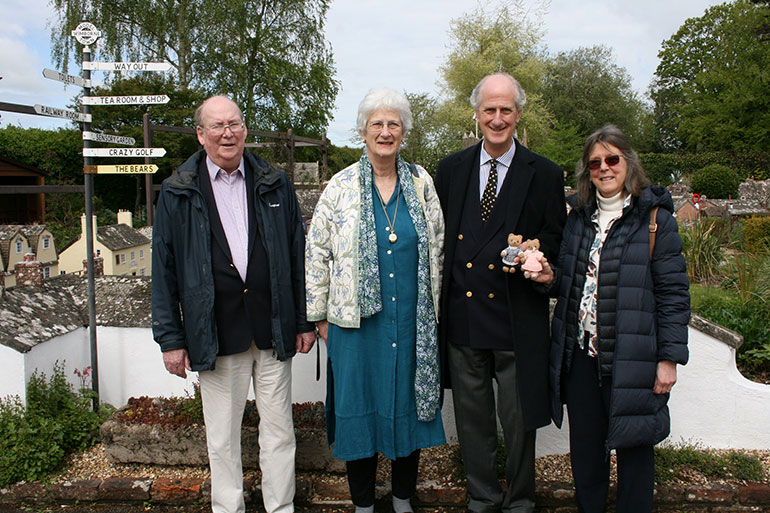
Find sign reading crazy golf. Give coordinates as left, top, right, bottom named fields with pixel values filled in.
left=84, top=164, right=159, bottom=174
left=82, top=95, right=170, bottom=106
left=83, top=147, right=166, bottom=158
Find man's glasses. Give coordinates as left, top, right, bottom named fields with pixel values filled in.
left=202, top=121, right=245, bottom=137
left=587, top=154, right=622, bottom=171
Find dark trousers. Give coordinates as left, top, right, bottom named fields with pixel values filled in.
left=448, top=343, right=536, bottom=513
left=346, top=450, right=421, bottom=507
left=565, top=343, right=655, bottom=513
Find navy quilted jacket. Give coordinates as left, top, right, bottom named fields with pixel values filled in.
left=549, top=185, right=690, bottom=449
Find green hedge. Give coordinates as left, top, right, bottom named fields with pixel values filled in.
left=744, top=216, right=770, bottom=255
left=640, top=151, right=770, bottom=185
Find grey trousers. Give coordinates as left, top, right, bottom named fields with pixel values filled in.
left=448, top=343, right=536, bottom=513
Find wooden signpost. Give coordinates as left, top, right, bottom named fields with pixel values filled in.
left=42, top=68, right=91, bottom=88
left=84, top=164, right=159, bottom=174
left=33, top=104, right=92, bottom=123
left=81, top=61, right=172, bottom=72
left=82, top=131, right=136, bottom=146
left=81, top=94, right=170, bottom=106
left=83, top=147, right=166, bottom=158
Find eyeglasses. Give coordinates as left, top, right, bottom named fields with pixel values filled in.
left=367, top=120, right=402, bottom=133
left=202, top=121, right=245, bottom=137
left=587, top=154, right=622, bottom=171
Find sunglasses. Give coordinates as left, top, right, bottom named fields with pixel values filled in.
left=587, top=154, right=622, bottom=171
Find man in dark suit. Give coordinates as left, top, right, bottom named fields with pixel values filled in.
left=152, top=95, right=315, bottom=513
left=434, top=73, right=566, bottom=513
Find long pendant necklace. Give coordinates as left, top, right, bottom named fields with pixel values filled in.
left=374, top=178, right=401, bottom=244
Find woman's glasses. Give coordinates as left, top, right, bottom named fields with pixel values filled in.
left=587, top=154, right=621, bottom=171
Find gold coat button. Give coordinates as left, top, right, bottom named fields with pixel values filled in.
left=458, top=234, right=464, bottom=240
left=488, top=264, right=495, bottom=270
left=466, top=262, right=472, bottom=269
left=488, top=293, right=495, bottom=299
left=466, top=291, right=472, bottom=298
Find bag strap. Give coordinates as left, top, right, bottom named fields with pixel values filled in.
left=648, top=206, right=659, bottom=261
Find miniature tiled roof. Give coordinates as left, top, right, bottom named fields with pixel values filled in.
left=0, top=274, right=152, bottom=353
left=97, top=224, right=150, bottom=251
left=0, top=225, right=50, bottom=256
left=137, top=226, right=153, bottom=242
left=0, top=226, right=26, bottom=271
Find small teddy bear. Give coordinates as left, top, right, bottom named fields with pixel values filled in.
left=520, top=238, right=544, bottom=273
left=501, top=233, right=524, bottom=272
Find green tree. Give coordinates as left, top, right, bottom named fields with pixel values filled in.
left=48, top=0, right=339, bottom=133
left=401, top=92, right=462, bottom=175
left=650, top=0, right=770, bottom=152
left=541, top=45, right=652, bottom=150
left=436, top=1, right=552, bottom=146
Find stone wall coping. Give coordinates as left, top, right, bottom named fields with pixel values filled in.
left=2, top=475, right=769, bottom=510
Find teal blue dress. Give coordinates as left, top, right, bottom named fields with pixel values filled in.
left=326, top=178, right=445, bottom=461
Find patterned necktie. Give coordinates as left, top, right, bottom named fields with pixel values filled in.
left=480, top=159, right=498, bottom=222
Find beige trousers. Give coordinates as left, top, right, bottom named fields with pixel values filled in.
left=199, top=343, right=296, bottom=513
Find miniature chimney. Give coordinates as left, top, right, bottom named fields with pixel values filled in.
left=80, top=213, right=98, bottom=237
left=15, top=252, right=43, bottom=288
left=117, top=209, right=133, bottom=228
left=83, top=253, right=104, bottom=277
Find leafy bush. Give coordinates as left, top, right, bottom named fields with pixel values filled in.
left=743, top=216, right=770, bottom=255
left=691, top=163, right=740, bottom=199
left=655, top=441, right=764, bottom=483
left=0, top=362, right=113, bottom=487
left=690, top=285, right=770, bottom=374
left=680, top=218, right=730, bottom=283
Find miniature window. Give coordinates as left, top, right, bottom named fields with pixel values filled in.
left=15, top=240, right=22, bottom=253
left=140, top=268, right=146, bottom=276
left=140, top=249, right=145, bottom=259
left=43, top=236, right=51, bottom=250
left=43, top=266, right=50, bottom=278
left=115, top=255, right=120, bottom=265
left=130, top=251, right=135, bottom=261
left=120, top=253, right=126, bottom=264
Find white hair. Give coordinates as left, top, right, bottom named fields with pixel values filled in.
left=356, top=88, right=413, bottom=135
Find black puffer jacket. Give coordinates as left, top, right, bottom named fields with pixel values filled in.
left=550, top=185, right=690, bottom=449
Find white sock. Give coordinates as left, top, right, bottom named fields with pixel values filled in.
left=355, top=506, right=374, bottom=513
left=392, top=496, right=413, bottom=513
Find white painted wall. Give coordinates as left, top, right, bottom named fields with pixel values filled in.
left=3, top=324, right=769, bottom=457
left=669, top=328, right=770, bottom=450
left=0, top=345, right=25, bottom=403
left=24, top=329, right=91, bottom=390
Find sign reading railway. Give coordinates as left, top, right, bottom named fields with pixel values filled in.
left=34, top=104, right=92, bottom=123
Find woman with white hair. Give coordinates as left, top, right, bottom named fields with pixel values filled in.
left=305, top=88, right=445, bottom=513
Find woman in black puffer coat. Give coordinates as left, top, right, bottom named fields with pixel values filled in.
left=520, top=125, right=690, bottom=513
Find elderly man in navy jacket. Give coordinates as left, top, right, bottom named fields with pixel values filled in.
left=434, top=74, right=566, bottom=513
left=152, top=95, right=315, bottom=513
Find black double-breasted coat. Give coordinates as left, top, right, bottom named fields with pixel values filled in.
left=434, top=140, right=566, bottom=430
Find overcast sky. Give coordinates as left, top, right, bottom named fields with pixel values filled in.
left=0, top=0, right=722, bottom=146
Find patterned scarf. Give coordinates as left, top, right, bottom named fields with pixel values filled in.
left=357, top=150, right=440, bottom=422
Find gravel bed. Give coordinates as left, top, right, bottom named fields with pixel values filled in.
left=52, top=443, right=770, bottom=488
